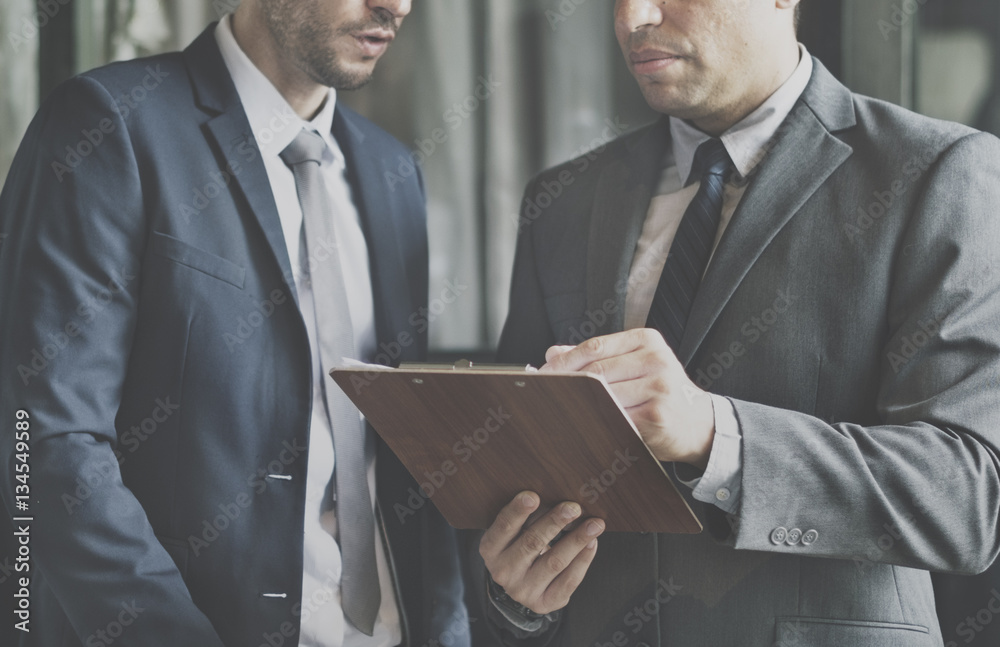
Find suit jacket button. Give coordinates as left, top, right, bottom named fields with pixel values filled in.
left=770, top=527, right=788, bottom=545
left=802, top=529, right=819, bottom=545
left=785, top=528, right=803, bottom=546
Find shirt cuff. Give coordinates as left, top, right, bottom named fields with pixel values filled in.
left=679, top=394, right=743, bottom=515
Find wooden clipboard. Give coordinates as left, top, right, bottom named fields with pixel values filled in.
left=330, top=363, right=702, bottom=533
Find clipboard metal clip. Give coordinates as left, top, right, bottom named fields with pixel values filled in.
left=398, top=359, right=538, bottom=372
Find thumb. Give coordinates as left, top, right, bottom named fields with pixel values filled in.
left=544, top=345, right=577, bottom=364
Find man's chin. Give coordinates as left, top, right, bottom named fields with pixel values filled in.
left=639, top=89, right=699, bottom=119
left=634, top=78, right=706, bottom=116
left=329, top=72, right=375, bottom=91
left=306, top=61, right=376, bottom=91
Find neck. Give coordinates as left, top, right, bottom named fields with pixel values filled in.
left=231, top=7, right=328, bottom=120
left=691, top=42, right=801, bottom=137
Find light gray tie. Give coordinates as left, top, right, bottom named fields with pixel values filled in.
left=280, top=129, right=380, bottom=636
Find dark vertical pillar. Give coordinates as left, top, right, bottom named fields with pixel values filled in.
left=37, top=0, right=75, bottom=103
left=971, top=0, right=1000, bottom=134
left=472, top=0, right=491, bottom=347
left=798, top=0, right=843, bottom=80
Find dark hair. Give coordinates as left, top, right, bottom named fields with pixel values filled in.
left=795, top=3, right=802, bottom=31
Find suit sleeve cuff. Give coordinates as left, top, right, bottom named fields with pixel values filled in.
left=679, top=395, right=743, bottom=515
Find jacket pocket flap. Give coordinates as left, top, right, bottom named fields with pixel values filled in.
left=151, top=232, right=245, bottom=289
left=776, top=616, right=930, bottom=646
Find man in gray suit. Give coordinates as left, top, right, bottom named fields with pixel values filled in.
left=476, top=0, right=1000, bottom=645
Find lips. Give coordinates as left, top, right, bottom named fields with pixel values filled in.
left=629, top=49, right=684, bottom=75
left=353, top=30, right=395, bottom=57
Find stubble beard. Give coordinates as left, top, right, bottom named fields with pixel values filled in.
left=260, top=0, right=396, bottom=91
left=293, top=20, right=375, bottom=91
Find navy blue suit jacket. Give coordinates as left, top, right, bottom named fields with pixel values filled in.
left=0, top=26, right=468, bottom=647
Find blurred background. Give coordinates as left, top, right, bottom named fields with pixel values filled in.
left=3, top=0, right=1000, bottom=354
left=0, top=0, right=998, bottom=645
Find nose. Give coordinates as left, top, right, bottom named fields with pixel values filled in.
left=615, top=0, right=663, bottom=33
left=369, top=0, right=412, bottom=21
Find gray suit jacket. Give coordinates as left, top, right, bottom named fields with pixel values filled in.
left=492, top=59, right=1000, bottom=646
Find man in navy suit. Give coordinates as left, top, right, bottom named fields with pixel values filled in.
left=0, top=1, right=469, bottom=646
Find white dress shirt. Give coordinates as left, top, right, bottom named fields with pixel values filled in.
left=216, top=16, right=402, bottom=647
left=624, top=45, right=814, bottom=515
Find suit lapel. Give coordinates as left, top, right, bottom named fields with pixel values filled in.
left=676, top=62, right=857, bottom=366
left=183, top=28, right=413, bottom=354
left=182, top=26, right=300, bottom=307
left=587, top=118, right=670, bottom=335
left=333, top=107, right=412, bottom=353
left=206, top=116, right=300, bottom=305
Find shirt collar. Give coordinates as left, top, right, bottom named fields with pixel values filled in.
left=215, top=14, right=340, bottom=165
left=670, top=44, right=814, bottom=185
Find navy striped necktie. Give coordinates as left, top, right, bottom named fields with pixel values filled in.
left=646, top=138, right=733, bottom=351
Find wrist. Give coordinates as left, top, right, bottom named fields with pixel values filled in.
left=486, top=575, right=559, bottom=635
left=487, top=576, right=545, bottom=620
left=683, top=391, right=717, bottom=469
left=688, top=426, right=715, bottom=470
